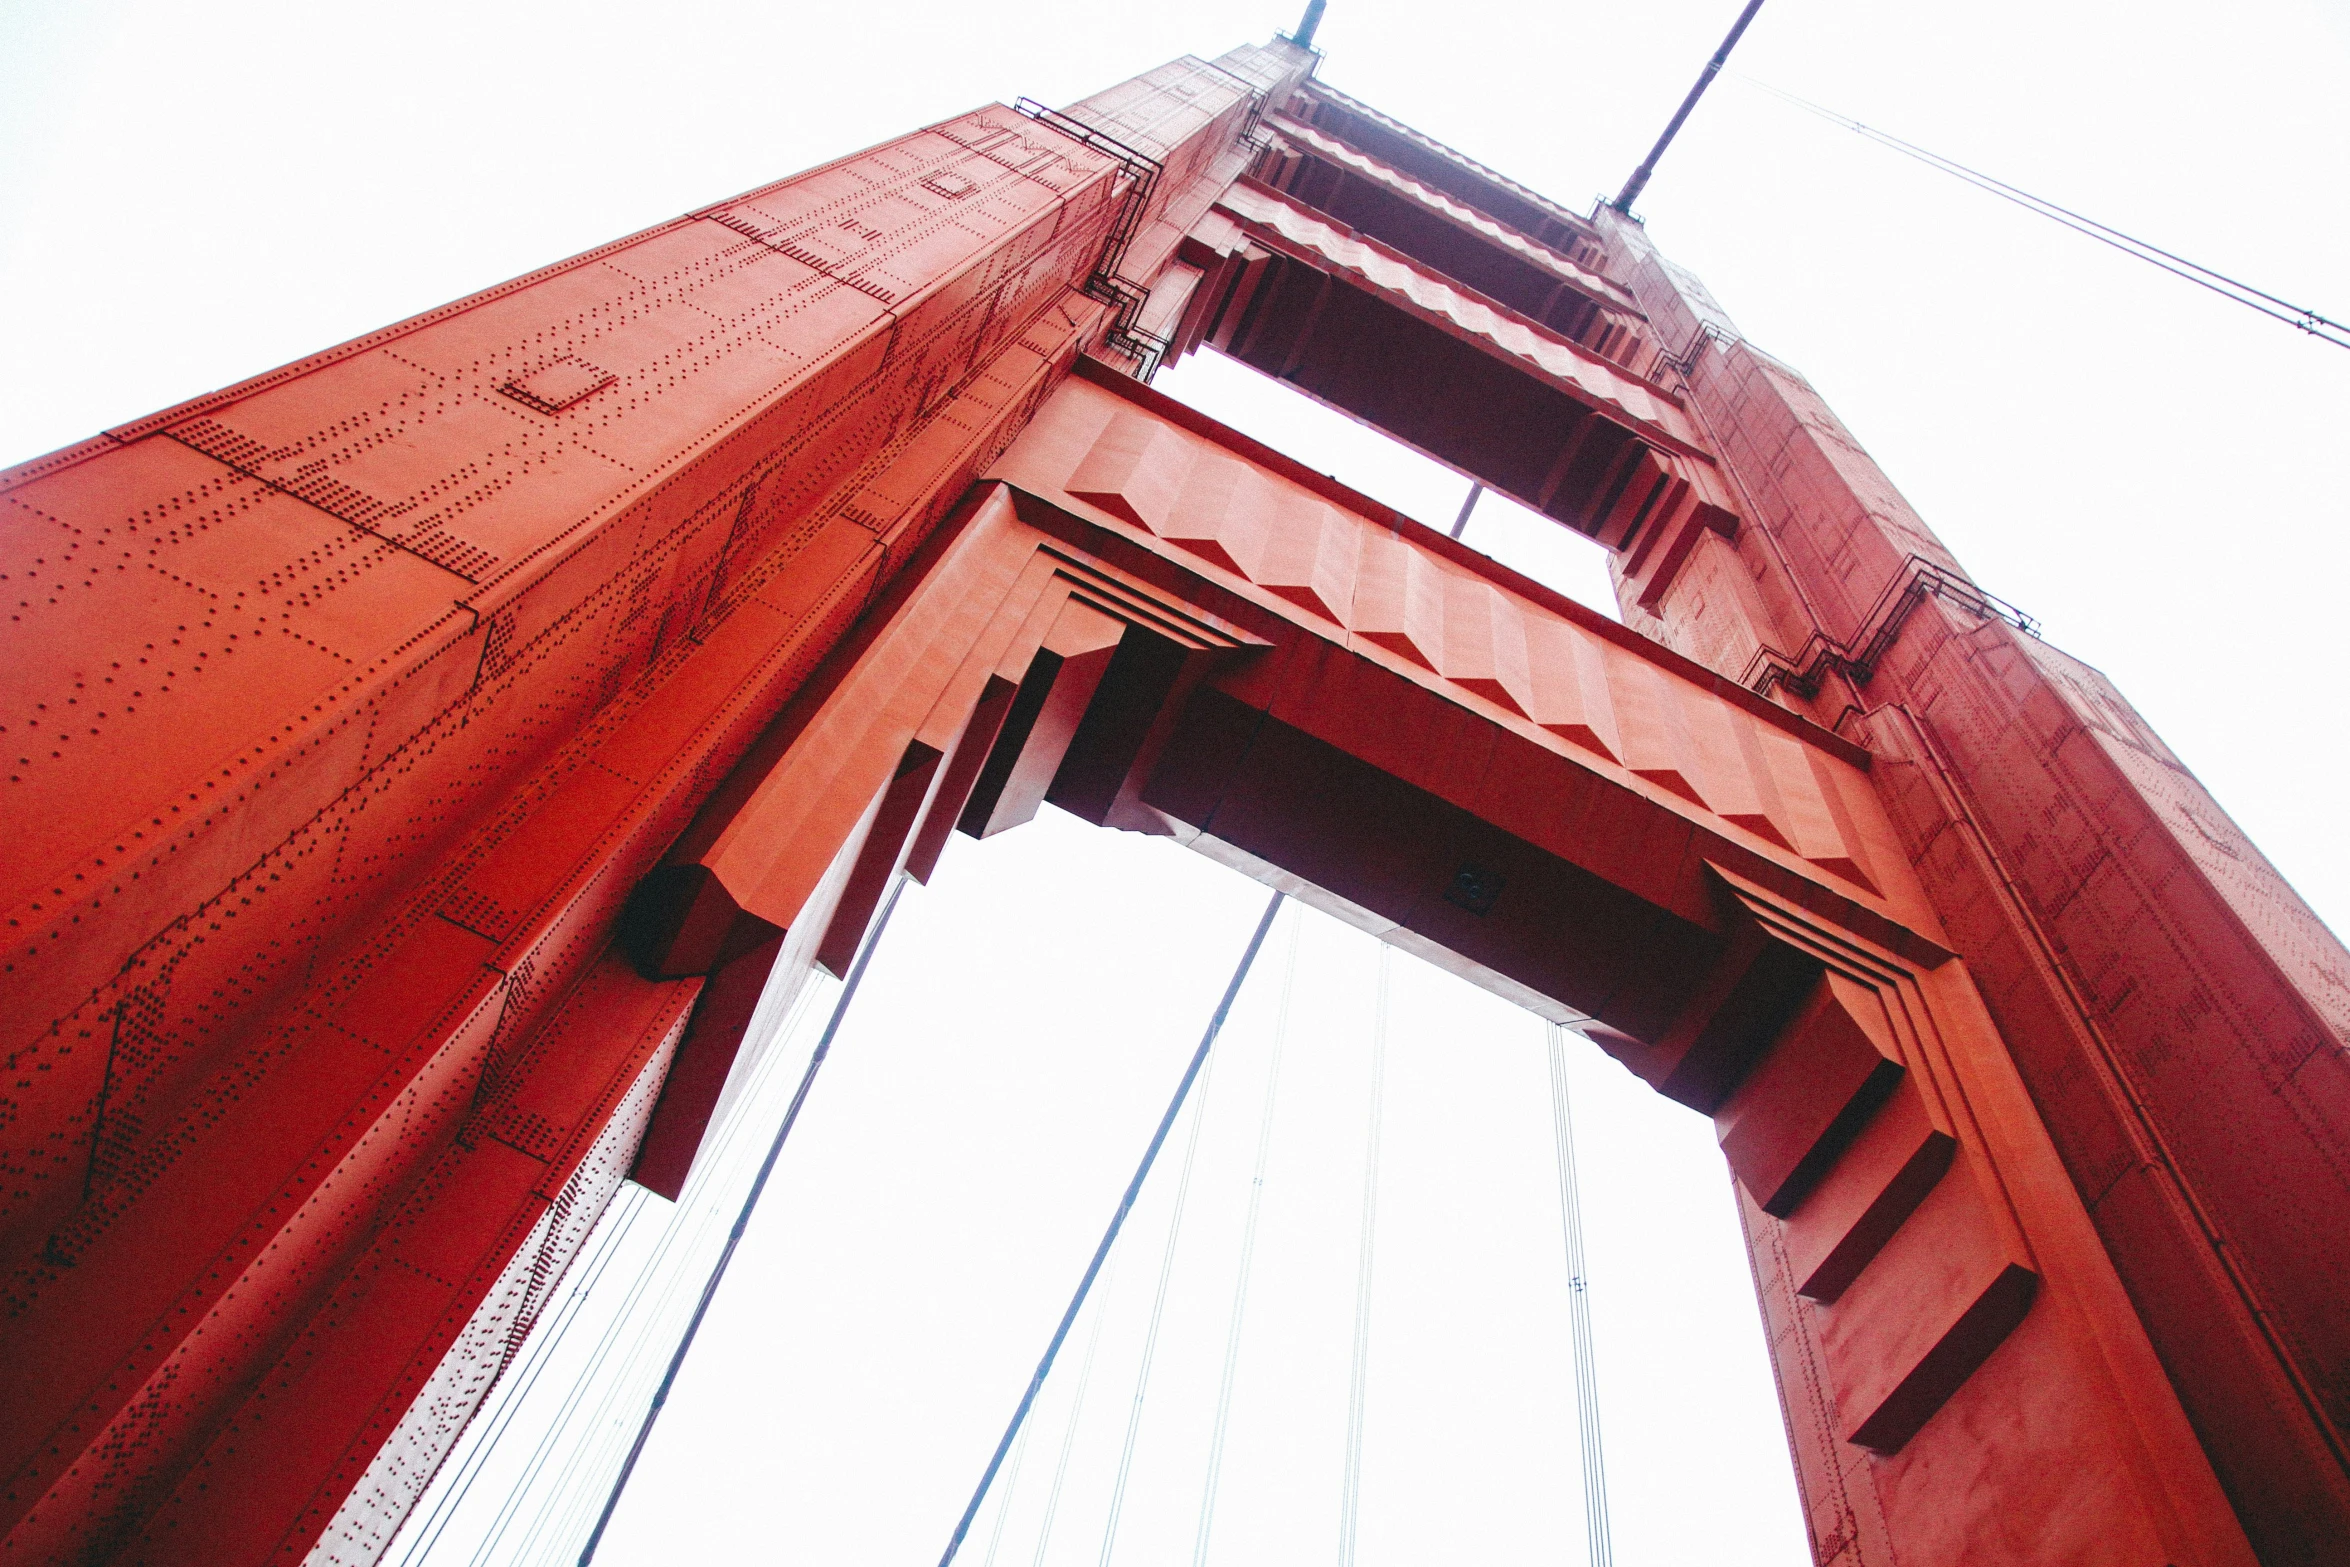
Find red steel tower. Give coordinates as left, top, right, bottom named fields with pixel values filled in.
left=1, top=31, right=2343, bottom=1567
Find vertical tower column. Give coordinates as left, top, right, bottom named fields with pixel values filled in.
left=1140, top=78, right=2282, bottom=1563
left=1598, top=208, right=2350, bottom=1565
left=0, top=42, right=1309, bottom=1567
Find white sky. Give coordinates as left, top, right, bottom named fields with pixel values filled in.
left=5, top=4, right=2346, bottom=1565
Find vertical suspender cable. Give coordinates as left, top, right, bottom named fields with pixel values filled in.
left=1611, top=0, right=1769, bottom=214
left=1448, top=482, right=1483, bottom=541
left=465, top=973, right=835, bottom=1567
left=442, top=976, right=834, bottom=1565
left=1336, top=946, right=1392, bottom=1567
left=1023, top=1242, right=1130, bottom=1567
left=576, top=875, right=911, bottom=1566
left=1546, top=1025, right=1614, bottom=1567
left=977, top=1411, right=1033, bottom=1567
left=937, top=889, right=1287, bottom=1567
left=390, top=1182, right=648, bottom=1567
left=1190, top=913, right=1301, bottom=1566
left=1095, top=901, right=1248, bottom=1565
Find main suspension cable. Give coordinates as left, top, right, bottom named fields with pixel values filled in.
left=1190, top=911, right=1302, bottom=1566
left=1336, top=946, right=1392, bottom=1567
left=1737, top=75, right=2350, bottom=352
left=936, top=889, right=1288, bottom=1567
left=1547, top=1026, right=1614, bottom=1567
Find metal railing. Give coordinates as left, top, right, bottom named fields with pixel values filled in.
left=1742, top=553, right=2041, bottom=701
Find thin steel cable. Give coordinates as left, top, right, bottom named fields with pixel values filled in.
left=517, top=1419, right=620, bottom=1567
left=483, top=1099, right=764, bottom=1567
left=577, top=874, right=911, bottom=1565
left=1026, top=1245, right=1129, bottom=1567
left=405, top=961, right=840, bottom=1567
left=525, top=1289, right=689, bottom=1566
left=1735, top=75, right=2350, bottom=351
left=978, top=1404, right=1036, bottom=1567
left=522, top=1289, right=700, bottom=1567
left=467, top=1232, right=637, bottom=1563
left=1190, top=911, right=1302, bottom=1567
left=1614, top=0, right=1771, bottom=213
left=464, top=1197, right=677, bottom=1567
left=510, top=1045, right=810, bottom=1566
left=1546, top=1027, right=1613, bottom=1567
left=1094, top=919, right=1245, bottom=1566
left=392, top=1184, right=648, bottom=1567
left=937, top=889, right=1288, bottom=1567
left=510, top=1040, right=802, bottom=1566
left=1336, top=946, right=1391, bottom=1567
left=517, top=972, right=845, bottom=1559
left=1448, top=482, right=1483, bottom=541
left=527, top=971, right=843, bottom=1562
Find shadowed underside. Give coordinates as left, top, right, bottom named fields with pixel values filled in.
left=0, top=33, right=2341, bottom=1567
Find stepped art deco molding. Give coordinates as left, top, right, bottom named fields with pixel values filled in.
left=2, top=33, right=2342, bottom=1567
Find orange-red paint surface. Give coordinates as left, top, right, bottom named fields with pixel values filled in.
left=0, top=37, right=2337, bottom=1567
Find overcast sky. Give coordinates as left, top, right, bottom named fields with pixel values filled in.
left=5, top=3, right=2345, bottom=1564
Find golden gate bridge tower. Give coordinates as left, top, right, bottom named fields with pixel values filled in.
left=2, top=12, right=2344, bottom=1566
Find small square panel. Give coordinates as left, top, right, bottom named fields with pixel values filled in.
left=1444, top=861, right=1505, bottom=915
left=499, top=357, right=615, bottom=414
left=921, top=171, right=977, bottom=199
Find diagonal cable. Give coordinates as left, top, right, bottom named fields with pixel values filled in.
left=1548, top=1026, right=1614, bottom=1567
left=1735, top=75, right=2350, bottom=351
left=1190, top=911, right=1302, bottom=1566
left=1094, top=902, right=1250, bottom=1566
left=1024, top=1239, right=1129, bottom=1567
left=977, top=1403, right=1035, bottom=1567
left=576, top=875, right=912, bottom=1565
left=1336, top=946, right=1392, bottom=1567
left=936, top=889, right=1288, bottom=1567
